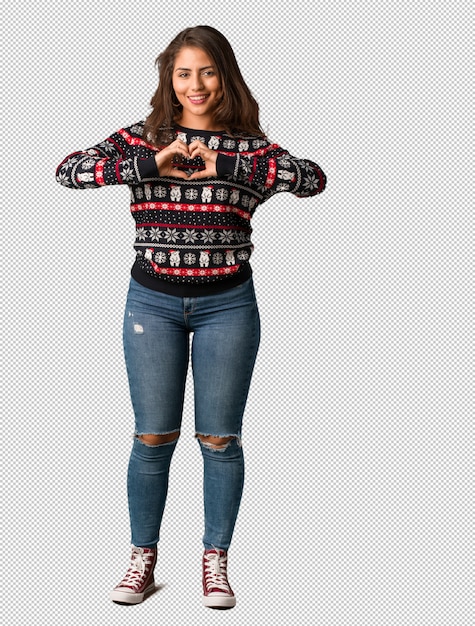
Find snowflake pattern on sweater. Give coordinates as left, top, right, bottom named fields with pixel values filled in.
left=56, top=121, right=326, bottom=290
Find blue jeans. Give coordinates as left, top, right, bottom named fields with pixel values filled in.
left=123, top=277, right=260, bottom=550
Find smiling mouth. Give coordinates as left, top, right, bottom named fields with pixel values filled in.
left=188, top=95, right=210, bottom=105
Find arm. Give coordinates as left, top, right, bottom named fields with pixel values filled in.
left=55, top=127, right=159, bottom=189
left=216, top=143, right=326, bottom=199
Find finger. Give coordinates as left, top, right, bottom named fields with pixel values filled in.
left=187, top=170, right=203, bottom=180
left=188, top=141, right=210, bottom=158
left=173, top=145, right=190, bottom=159
left=188, top=147, right=202, bottom=160
left=188, top=139, right=207, bottom=149
left=169, top=169, right=190, bottom=180
left=157, top=146, right=187, bottom=165
left=188, top=169, right=213, bottom=180
left=189, top=146, right=214, bottom=161
left=166, top=139, right=188, bottom=154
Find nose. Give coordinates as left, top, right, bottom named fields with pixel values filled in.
left=191, top=72, right=204, bottom=91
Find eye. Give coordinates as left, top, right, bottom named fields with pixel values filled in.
left=203, top=70, right=215, bottom=77
left=178, top=72, right=189, bottom=78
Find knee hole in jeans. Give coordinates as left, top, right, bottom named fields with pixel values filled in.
left=137, top=432, right=180, bottom=447
left=196, top=434, right=240, bottom=451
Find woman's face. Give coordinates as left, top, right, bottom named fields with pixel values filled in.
left=172, top=46, right=222, bottom=130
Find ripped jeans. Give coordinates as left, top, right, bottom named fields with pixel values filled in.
left=122, top=277, right=260, bottom=550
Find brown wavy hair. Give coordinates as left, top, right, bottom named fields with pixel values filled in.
left=143, top=26, right=264, bottom=146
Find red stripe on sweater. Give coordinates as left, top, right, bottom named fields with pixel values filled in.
left=149, top=264, right=241, bottom=277
left=265, top=158, right=277, bottom=189
left=115, top=159, right=123, bottom=184
left=119, top=128, right=157, bottom=150
left=95, top=159, right=107, bottom=185
left=131, top=202, right=251, bottom=220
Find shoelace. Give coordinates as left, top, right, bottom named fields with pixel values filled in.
left=120, top=547, right=152, bottom=589
left=203, top=549, right=231, bottom=592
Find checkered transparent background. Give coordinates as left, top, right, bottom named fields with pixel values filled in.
left=2, top=1, right=473, bottom=625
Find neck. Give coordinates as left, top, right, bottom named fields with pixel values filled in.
left=175, top=113, right=220, bottom=132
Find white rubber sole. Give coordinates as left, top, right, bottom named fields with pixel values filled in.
left=203, top=593, right=236, bottom=609
left=110, top=582, right=155, bottom=604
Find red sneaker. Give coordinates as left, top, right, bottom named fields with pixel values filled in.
left=110, top=546, right=157, bottom=604
left=202, top=548, right=236, bottom=609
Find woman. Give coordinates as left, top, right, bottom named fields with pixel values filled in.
left=56, top=25, right=326, bottom=609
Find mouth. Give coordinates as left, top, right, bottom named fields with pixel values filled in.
left=188, top=94, right=210, bottom=105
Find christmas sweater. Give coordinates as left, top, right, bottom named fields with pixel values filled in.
left=56, top=121, right=326, bottom=296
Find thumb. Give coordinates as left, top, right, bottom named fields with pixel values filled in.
left=188, top=168, right=215, bottom=180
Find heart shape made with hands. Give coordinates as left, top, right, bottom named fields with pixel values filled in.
left=156, top=138, right=218, bottom=180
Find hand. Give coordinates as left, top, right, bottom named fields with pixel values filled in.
left=187, top=140, right=218, bottom=180
left=154, top=139, right=218, bottom=180
left=154, top=139, right=192, bottom=179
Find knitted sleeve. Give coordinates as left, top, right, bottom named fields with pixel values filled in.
left=55, top=127, right=159, bottom=189
left=216, top=143, right=326, bottom=200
